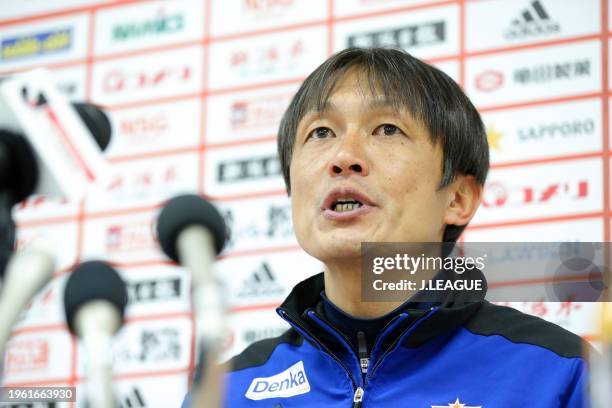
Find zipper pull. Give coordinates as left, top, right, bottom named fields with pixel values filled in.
left=357, top=331, right=369, bottom=374
left=352, top=387, right=364, bottom=407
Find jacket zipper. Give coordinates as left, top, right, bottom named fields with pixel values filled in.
left=278, top=309, right=362, bottom=406
left=356, top=331, right=369, bottom=375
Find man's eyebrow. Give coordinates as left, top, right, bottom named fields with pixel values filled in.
left=303, top=98, right=397, bottom=117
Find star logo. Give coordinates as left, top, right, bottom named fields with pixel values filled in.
left=486, top=125, right=503, bottom=152
left=431, top=397, right=482, bottom=408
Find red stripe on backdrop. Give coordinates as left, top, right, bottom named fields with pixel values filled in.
left=0, top=0, right=150, bottom=27
left=465, top=33, right=602, bottom=59
left=93, top=39, right=205, bottom=63
left=211, top=20, right=327, bottom=43
left=199, top=0, right=212, bottom=195
left=333, top=0, right=458, bottom=24
left=601, top=0, right=611, bottom=244
left=98, top=89, right=601, bottom=117
left=458, top=0, right=466, bottom=88
left=478, top=93, right=603, bottom=113
left=107, top=146, right=201, bottom=163
left=467, top=212, right=604, bottom=230
left=204, top=135, right=278, bottom=150
left=488, top=273, right=597, bottom=289
left=327, top=0, right=335, bottom=56
left=489, top=152, right=603, bottom=169
left=69, top=334, right=78, bottom=408
left=84, top=9, right=95, bottom=103
left=230, top=302, right=280, bottom=313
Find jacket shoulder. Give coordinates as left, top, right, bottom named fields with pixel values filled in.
left=463, top=301, right=587, bottom=359
left=228, top=328, right=304, bottom=372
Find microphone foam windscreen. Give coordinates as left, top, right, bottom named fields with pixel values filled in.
left=156, top=194, right=227, bottom=262
left=63, top=260, right=128, bottom=336
left=0, top=130, right=39, bottom=205
left=72, top=103, right=111, bottom=152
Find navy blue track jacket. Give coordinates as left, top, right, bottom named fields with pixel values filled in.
left=183, top=272, right=590, bottom=407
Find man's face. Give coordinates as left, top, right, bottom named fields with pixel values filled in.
left=289, top=69, right=453, bottom=263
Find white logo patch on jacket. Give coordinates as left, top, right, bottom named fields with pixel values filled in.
left=245, top=361, right=311, bottom=400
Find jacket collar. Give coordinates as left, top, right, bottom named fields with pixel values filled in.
left=277, top=268, right=486, bottom=350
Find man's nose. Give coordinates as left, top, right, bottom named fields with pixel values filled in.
left=327, top=133, right=370, bottom=177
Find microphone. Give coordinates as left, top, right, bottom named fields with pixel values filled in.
left=0, top=68, right=112, bottom=202
left=156, top=194, right=228, bottom=405
left=0, top=242, right=55, bottom=353
left=63, top=261, right=128, bottom=408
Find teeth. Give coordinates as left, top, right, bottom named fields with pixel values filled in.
left=335, top=202, right=362, bottom=212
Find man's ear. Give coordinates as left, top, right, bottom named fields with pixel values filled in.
left=443, top=175, right=482, bottom=227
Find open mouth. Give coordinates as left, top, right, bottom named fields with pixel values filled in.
left=332, top=199, right=363, bottom=213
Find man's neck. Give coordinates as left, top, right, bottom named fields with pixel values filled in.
left=323, top=261, right=405, bottom=318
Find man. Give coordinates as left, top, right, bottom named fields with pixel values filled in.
left=184, top=47, right=590, bottom=407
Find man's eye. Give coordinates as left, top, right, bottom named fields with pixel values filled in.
left=309, top=127, right=334, bottom=139
left=374, top=124, right=402, bottom=136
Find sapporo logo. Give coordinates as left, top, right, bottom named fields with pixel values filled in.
left=1, top=28, right=72, bottom=61
left=348, top=21, right=445, bottom=49
left=112, top=10, right=184, bottom=42
left=245, top=361, right=311, bottom=400
left=518, top=118, right=595, bottom=142
left=504, top=0, right=560, bottom=40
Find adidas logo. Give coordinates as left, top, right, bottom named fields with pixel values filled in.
left=504, top=0, right=560, bottom=39
left=245, top=361, right=311, bottom=400
left=238, top=262, right=284, bottom=298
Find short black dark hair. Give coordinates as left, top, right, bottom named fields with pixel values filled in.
left=277, top=47, right=489, bottom=243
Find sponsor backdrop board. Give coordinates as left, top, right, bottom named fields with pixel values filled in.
left=0, top=0, right=609, bottom=406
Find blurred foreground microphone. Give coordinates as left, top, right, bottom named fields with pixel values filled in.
left=0, top=242, right=55, bottom=354
left=156, top=194, right=228, bottom=406
left=64, top=261, right=128, bottom=408
left=0, top=68, right=112, bottom=277
left=591, top=302, right=612, bottom=407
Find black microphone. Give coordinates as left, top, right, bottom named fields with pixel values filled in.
left=0, top=102, right=112, bottom=278
left=156, top=194, right=228, bottom=399
left=72, top=102, right=112, bottom=152
left=64, top=260, right=128, bottom=408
